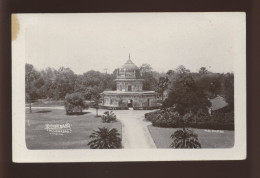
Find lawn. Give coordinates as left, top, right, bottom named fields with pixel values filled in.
left=26, top=108, right=122, bottom=149
left=26, top=100, right=64, bottom=107
left=148, top=125, right=234, bottom=148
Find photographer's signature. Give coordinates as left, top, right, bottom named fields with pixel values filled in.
left=44, top=123, right=72, bottom=135
left=204, top=129, right=224, bottom=133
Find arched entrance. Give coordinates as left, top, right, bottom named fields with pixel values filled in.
left=128, top=99, right=133, bottom=107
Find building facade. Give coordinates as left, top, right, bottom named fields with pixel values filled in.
left=101, top=56, right=158, bottom=110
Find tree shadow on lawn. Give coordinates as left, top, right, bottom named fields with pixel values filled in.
left=66, top=111, right=91, bottom=116
left=35, top=110, right=52, bottom=113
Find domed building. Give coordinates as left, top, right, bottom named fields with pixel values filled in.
left=101, top=55, right=159, bottom=110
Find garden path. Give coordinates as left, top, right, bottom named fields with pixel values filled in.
left=112, top=109, right=157, bottom=149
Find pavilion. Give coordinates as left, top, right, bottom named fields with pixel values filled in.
left=100, top=55, right=158, bottom=110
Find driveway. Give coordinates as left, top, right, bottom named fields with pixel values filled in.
left=27, top=106, right=157, bottom=149
left=112, top=109, right=157, bottom=149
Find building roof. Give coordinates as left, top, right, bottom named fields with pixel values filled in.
left=120, top=59, right=139, bottom=71
left=101, top=90, right=158, bottom=95
left=115, top=78, right=144, bottom=81
left=209, top=95, right=228, bottom=111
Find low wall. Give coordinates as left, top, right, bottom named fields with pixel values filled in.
left=99, top=105, right=160, bottom=110
left=133, top=106, right=160, bottom=110
left=99, top=105, right=129, bottom=110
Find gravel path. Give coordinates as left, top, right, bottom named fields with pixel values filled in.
left=113, top=109, right=157, bottom=149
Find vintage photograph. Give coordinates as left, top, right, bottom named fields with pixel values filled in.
left=12, top=13, right=246, bottom=162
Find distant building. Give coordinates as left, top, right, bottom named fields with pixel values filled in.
left=101, top=55, right=158, bottom=110
left=162, top=89, right=170, bottom=101
left=208, top=95, right=229, bottom=115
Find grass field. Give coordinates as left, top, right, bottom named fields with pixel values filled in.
left=26, top=108, right=122, bottom=149
left=148, top=125, right=234, bottom=148
left=26, top=100, right=64, bottom=107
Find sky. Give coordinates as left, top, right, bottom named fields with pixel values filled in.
left=21, top=13, right=245, bottom=74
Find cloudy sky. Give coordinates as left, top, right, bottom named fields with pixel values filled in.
left=21, top=13, right=245, bottom=74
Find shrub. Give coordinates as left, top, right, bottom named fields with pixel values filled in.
left=148, top=108, right=182, bottom=128
left=186, top=111, right=234, bottom=130
left=102, top=111, right=117, bottom=123
left=64, top=92, right=88, bottom=115
left=146, top=107, right=234, bottom=130
left=88, top=127, right=122, bottom=149
left=170, top=128, right=201, bottom=148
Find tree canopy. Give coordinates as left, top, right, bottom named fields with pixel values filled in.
left=25, top=63, right=234, bottom=116
left=25, top=64, right=116, bottom=101
left=163, top=75, right=211, bottom=115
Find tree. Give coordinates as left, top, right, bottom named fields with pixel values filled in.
left=64, top=92, right=88, bottom=115
left=199, top=67, right=208, bottom=74
left=175, top=65, right=190, bottom=75
left=170, top=128, right=201, bottom=148
left=40, top=67, right=57, bottom=99
left=157, top=76, right=169, bottom=100
left=74, top=75, right=100, bottom=100
left=53, top=67, right=77, bottom=99
left=140, top=63, right=152, bottom=74
left=88, top=127, right=122, bottom=149
left=196, top=74, right=222, bottom=98
left=25, top=64, right=38, bottom=113
left=74, top=70, right=116, bottom=100
left=163, top=75, right=211, bottom=115
left=92, top=93, right=101, bottom=117
left=223, top=73, right=234, bottom=109
left=82, top=70, right=104, bottom=86
left=142, top=72, right=158, bottom=91
left=101, top=73, right=116, bottom=91
left=166, top=70, right=174, bottom=76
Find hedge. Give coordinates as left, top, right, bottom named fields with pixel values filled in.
left=145, top=108, right=234, bottom=131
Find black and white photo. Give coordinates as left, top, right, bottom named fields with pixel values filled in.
left=12, top=13, right=246, bottom=162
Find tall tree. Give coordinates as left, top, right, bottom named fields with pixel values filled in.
left=140, top=63, right=152, bottom=74
left=196, top=74, right=222, bottom=98
left=157, top=76, right=169, bottom=100
left=40, top=67, right=57, bottom=99
left=142, top=72, right=158, bottom=91
left=163, top=75, right=211, bottom=115
left=92, top=93, right=101, bottom=117
left=175, top=65, right=190, bottom=75
left=53, top=67, right=77, bottom=99
left=25, top=64, right=37, bottom=113
left=166, top=69, right=175, bottom=76
left=199, top=67, right=208, bottom=74
left=75, top=75, right=100, bottom=100
left=223, top=73, right=234, bottom=109
left=74, top=70, right=116, bottom=100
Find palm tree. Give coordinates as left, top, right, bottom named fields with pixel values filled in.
left=170, top=128, right=201, bottom=148
left=88, top=127, right=122, bottom=149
